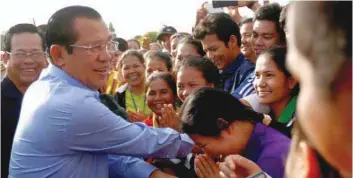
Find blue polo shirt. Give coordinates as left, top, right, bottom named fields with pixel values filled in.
left=219, top=54, right=255, bottom=99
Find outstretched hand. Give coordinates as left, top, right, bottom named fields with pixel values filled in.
left=219, top=155, right=262, bottom=178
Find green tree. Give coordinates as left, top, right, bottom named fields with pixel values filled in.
left=143, top=31, right=158, bottom=42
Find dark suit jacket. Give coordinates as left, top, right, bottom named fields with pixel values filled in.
left=1, top=76, right=23, bottom=177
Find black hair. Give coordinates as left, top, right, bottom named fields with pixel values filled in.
left=113, top=37, right=128, bottom=52
left=46, top=5, right=102, bottom=54
left=127, top=39, right=141, bottom=49
left=259, top=46, right=299, bottom=96
left=146, top=72, right=177, bottom=101
left=193, top=13, right=241, bottom=47
left=178, top=56, right=220, bottom=86
left=180, top=87, right=264, bottom=136
left=178, top=37, right=206, bottom=57
left=118, top=50, right=145, bottom=69
left=3, top=23, right=45, bottom=52
left=239, top=17, right=253, bottom=27
left=253, top=3, right=286, bottom=45
left=144, top=51, right=173, bottom=72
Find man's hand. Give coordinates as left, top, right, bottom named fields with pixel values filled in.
left=195, top=2, right=209, bottom=26
left=149, top=169, right=177, bottom=178
left=219, top=155, right=262, bottom=178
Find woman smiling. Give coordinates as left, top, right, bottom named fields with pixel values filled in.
left=114, top=50, right=152, bottom=122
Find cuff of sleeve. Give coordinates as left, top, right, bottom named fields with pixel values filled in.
left=127, top=161, right=158, bottom=178
left=177, top=134, right=194, bottom=157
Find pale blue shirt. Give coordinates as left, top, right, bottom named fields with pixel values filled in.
left=9, top=65, right=194, bottom=178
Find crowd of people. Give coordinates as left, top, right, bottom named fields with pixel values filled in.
left=1, top=1, right=351, bottom=178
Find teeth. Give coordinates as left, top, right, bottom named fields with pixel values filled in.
left=23, top=69, right=35, bottom=72
left=130, top=76, right=137, bottom=80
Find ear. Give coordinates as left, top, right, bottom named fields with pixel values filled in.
left=297, top=141, right=321, bottom=178
left=49, top=45, right=67, bottom=67
left=2, top=52, right=9, bottom=65
left=228, top=35, right=238, bottom=49
left=216, top=118, right=229, bottom=130
left=288, top=76, right=298, bottom=90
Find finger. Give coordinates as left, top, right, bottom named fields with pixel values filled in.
left=195, top=168, right=204, bottom=178
left=219, top=171, right=230, bottom=178
left=195, top=157, right=207, bottom=178
left=199, top=155, right=213, bottom=175
left=204, top=155, right=219, bottom=174
left=230, top=155, right=261, bottom=175
left=219, top=162, right=236, bottom=178
left=224, top=155, right=236, bottom=170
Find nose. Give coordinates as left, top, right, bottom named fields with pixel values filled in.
left=182, top=87, right=192, bottom=100
left=207, top=51, right=215, bottom=60
left=255, top=76, right=267, bottom=88
left=98, top=49, right=112, bottom=63
left=22, top=56, right=36, bottom=64
left=254, top=37, right=263, bottom=46
left=241, top=36, right=246, bottom=45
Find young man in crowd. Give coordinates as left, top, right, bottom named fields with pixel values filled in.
left=252, top=3, right=286, bottom=57
left=9, top=6, right=193, bottom=178
left=127, top=39, right=140, bottom=50
left=239, top=17, right=256, bottom=63
left=194, top=13, right=255, bottom=99
left=156, top=25, right=177, bottom=53
left=1, top=23, right=47, bottom=177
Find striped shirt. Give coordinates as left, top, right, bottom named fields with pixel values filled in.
left=219, top=53, right=255, bottom=99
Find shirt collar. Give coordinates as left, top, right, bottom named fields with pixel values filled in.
left=222, top=53, right=247, bottom=75
left=1, top=76, right=23, bottom=99
left=46, top=64, right=98, bottom=95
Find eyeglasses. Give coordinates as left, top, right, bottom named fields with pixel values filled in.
left=5, top=51, right=46, bottom=61
left=69, top=41, right=119, bottom=55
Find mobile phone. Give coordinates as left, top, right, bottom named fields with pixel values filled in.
left=212, top=1, right=238, bottom=8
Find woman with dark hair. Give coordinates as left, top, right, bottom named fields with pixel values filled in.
left=144, top=72, right=178, bottom=129
left=180, top=87, right=290, bottom=178
left=114, top=50, right=152, bottom=122
left=144, top=72, right=196, bottom=177
left=144, top=51, right=173, bottom=79
left=176, top=56, right=219, bottom=102
left=175, top=37, right=205, bottom=65
left=241, top=46, right=299, bottom=137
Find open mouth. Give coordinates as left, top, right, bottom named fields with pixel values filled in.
left=257, top=91, right=272, bottom=97
left=94, top=67, right=109, bottom=75
left=128, top=74, right=139, bottom=81
left=22, top=68, right=36, bottom=72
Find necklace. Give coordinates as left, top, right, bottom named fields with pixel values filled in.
left=129, top=87, right=146, bottom=113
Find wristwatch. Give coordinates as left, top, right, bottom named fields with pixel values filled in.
left=247, top=171, right=272, bottom=178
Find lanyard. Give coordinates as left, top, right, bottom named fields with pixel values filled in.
left=129, top=87, right=146, bottom=113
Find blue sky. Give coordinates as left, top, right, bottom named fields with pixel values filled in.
left=1, top=0, right=288, bottom=39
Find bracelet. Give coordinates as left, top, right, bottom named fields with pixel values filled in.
left=247, top=171, right=272, bottom=178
